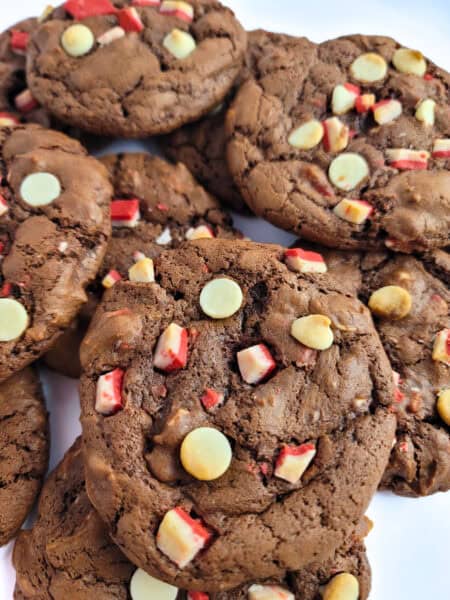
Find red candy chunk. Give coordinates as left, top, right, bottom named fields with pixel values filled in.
left=111, top=198, right=141, bottom=227
left=0, top=282, right=12, bottom=298
left=160, top=1, right=194, bottom=23
left=188, top=593, right=209, bottom=600
left=0, top=112, right=19, bottom=126
left=154, top=323, right=188, bottom=372
left=156, top=507, right=212, bottom=568
left=432, top=139, right=450, bottom=159
left=10, top=30, right=29, bottom=53
left=118, top=7, right=144, bottom=32
left=355, top=93, right=375, bottom=113
left=15, top=89, right=39, bottom=113
left=237, top=344, right=276, bottom=385
left=274, top=443, right=316, bottom=484
left=64, top=0, right=117, bottom=19
left=285, top=248, right=327, bottom=274
left=133, top=0, right=160, bottom=5
left=95, top=368, right=125, bottom=415
left=201, top=388, right=224, bottom=410
left=0, top=195, right=8, bottom=217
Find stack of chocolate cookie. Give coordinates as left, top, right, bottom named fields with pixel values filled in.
left=0, top=2, right=448, bottom=600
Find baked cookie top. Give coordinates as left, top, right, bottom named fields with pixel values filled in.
left=79, top=238, right=395, bottom=591
left=0, top=124, right=111, bottom=382
left=308, top=244, right=450, bottom=496
left=226, top=31, right=450, bottom=251
left=26, top=1, right=247, bottom=137
left=13, top=439, right=371, bottom=600
left=0, top=368, right=48, bottom=546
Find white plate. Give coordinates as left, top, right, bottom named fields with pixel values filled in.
left=1, top=1, right=449, bottom=599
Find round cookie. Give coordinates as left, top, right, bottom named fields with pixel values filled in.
left=26, top=1, right=247, bottom=138
left=0, top=124, right=112, bottom=382
left=44, top=152, right=240, bottom=378
left=79, top=238, right=395, bottom=591
left=13, top=439, right=371, bottom=600
left=304, top=244, right=450, bottom=496
left=0, top=368, right=49, bottom=546
left=226, top=31, right=450, bottom=251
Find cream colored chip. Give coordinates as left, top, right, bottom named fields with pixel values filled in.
left=181, top=427, right=232, bottom=481
left=323, top=572, right=359, bottom=600
left=329, top=153, right=369, bottom=191
left=437, top=389, right=450, bottom=426
left=61, top=24, right=95, bottom=57
left=393, top=47, right=427, bottom=76
left=129, top=257, right=155, bottom=283
left=368, top=285, right=412, bottom=320
left=350, top=52, right=387, bottom=82
left=291, top=314, right=334, bottom=351
left=130, top=569, right=178, bottom=600
left=163, top=28, right=196, bottom=60
left=0, top=298, right=29, bottom=342
left=288, top=120, right=324, bottom=150
left=415, top=98, right=436, bottom=126
left=200, top=278, right=243, bottom=319
left=20, top=172, right=62, bottom=207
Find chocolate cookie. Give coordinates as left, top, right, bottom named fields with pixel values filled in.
left=79, top=238, right=395, bottom=591
left=302, top=243, right=450, bottom=496
left=26, top=1, right=247, bottom=138
left=0, top=368, right=48, bottom=546
left=0, top=124, right=112, bottom=382
left=44, top=152, right=240, bottom=378
left=226, top=31, right=450, bottom=251
left=13, top=439, right=371, bottom=600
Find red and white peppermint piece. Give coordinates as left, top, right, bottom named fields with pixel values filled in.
left=132, top=0, right=161, bottom=5
left=111, top=199, right=141, bottom=227
left=102, top=269, right=122, bottom=289
left=322, top=117, right=349, bottom=153
left=274, top=443, right=316, bottom=484
left=97, top=26, right=125, bottom=46
left=372, top=99, right=402, bottom=125
left=188, top=592, right=209, bottom=600
left=331, top=83, right=360, bottom=115
left=355, top=93, right=375, bottom=113
left=201, top=388, right=225, bottom=410
left=95, top=368, right=125, bottom=415
left=15, top=89, right=39, bottom=113
left=0, top=195, right=8, bottom=217
left=386, top=148, right=429, bottom=170
left=237, top=344, right=276, bottom=385
left=10, top=30, right=29, bottom=53
left=432, top=328, right=450, bottom=365
left=284, top=248, right=327, bottom=274
left=185, top=225, right=214, bottom=240
left=160, top=1, right=194, bottom=22
left=0, top=112, right=19, bottom=127
left=154, top=323, right=188, bottom=372
left=392, top=370, right=405, bottom=403
left=248, top=584, right=294, bottom=600
left=333, top=198, right=373, bottom=225
left=432, top=139, right=450, bottom=159
left=156, top=507, right=211, bottom=568
left=156, top=227, right=172, bottom=245
left=118, top=7, right=144, bottom=32
left=64, top=0, right=117, bottom=19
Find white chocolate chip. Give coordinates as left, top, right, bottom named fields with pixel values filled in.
left=199, top=278, right=243, bottom=319
left=129, top=257, right=155, bottom=283
left=163, top=28, right=196, bottom=60
left=20, top=172, right=61, bottom=207
left=156, top=227, right=172, bottom=245
left=0, top=298, right=29, bottom=342
left=437, top=389, right=450, bottom=426
left=323, top=573, right=359, bottom=600
left=288, top=120, right=324, bottom=150
left=291, top=314, right=334, bottom=351
left=130, top=569, right=178, bottom=600
left=393, top=47, right=427, bottom=76
left=185, top=225, right=214, bottom=240
left=328, top=153, right=369, bottom=191
left=61, top=24, right=95, bottom=57
left=368, top=285, right=412, bottom=320
left=415, top=98, right=436, bottom=126
left=181, top=427, right=232, bottom=481
left=350, top=52, right=387, bottom=82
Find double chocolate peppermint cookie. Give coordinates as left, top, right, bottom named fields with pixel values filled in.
left=13, top=439, right=371, bottom=600
left=0, top=124, right=111, bottom=382
left=79, top=239, right=395, bottom=591
left=305, top=244, right=450, bottom=496
left=26, top=1, right=247, bottom=138
left=226, top=32, right=450, bottom=251
left=44, top=152, right=240, bottom=378
left=0, top=368, right=48, bottom=547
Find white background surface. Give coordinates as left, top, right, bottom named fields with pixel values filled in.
left=1, top=1, right=449, bottom=599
